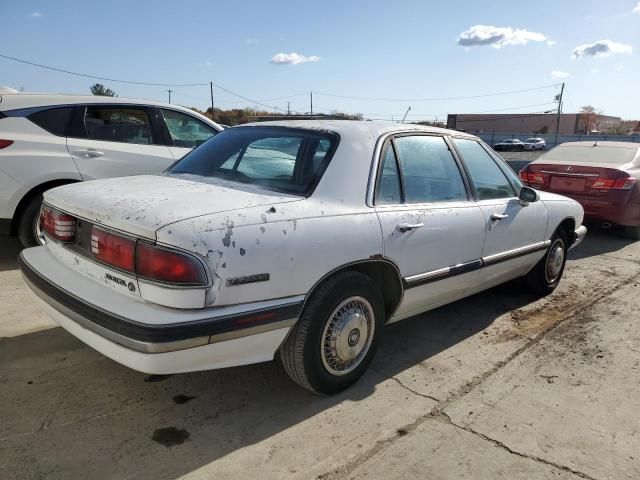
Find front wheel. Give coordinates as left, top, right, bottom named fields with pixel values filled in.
left=524, top=230, right=568, bottom=295
left=279, top=271, right=385, bottom=394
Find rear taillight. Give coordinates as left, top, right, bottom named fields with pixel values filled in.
left=41, top=207, right=75, bottom=242
left=91, top=227, right=136, bottom=272
left=519, top=168, right=543, bottom=185
left=90, top=226, right=206, bottom=285
left=136, top=242, right=206, bottom=285
left=0, top=139, right=14, bottom=149
left=591, top=176, right=637, bottom=190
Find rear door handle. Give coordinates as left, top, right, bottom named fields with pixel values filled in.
left=490, top=213, right=509, bottom=221
left=73, top=149, right=105, bottom=158
left=398, top=222, right=424, bottom=232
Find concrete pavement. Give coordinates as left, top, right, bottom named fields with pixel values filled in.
left=1, top=229, right=639, bottom=479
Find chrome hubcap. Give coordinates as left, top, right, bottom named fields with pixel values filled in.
left=321, top=296, right=375, bottom=376
left=35, top=205, right=46, bottom=246
left=546, top=239, right=565, bottom=283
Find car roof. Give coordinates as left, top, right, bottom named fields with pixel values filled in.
left=236, top=119, right=478, bottom=140
left=555, top=141, right=639, bottom=149
left=0, top=92, right=221, bottom=128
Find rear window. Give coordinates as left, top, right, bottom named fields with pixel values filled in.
left=169, top=126, right=338, bottom=196
left=541, top=144, right=638, bottom=165
left=28, top=107, right=73, bottom=136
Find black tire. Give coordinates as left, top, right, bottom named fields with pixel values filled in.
left=279, top=271, right=385, bottom=395
left=17, top=194, right=44, bottom=248
left=524, top=229, right=568, bottom=295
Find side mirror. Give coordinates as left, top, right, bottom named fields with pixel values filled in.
left=519, top=186, right=540, bottom=205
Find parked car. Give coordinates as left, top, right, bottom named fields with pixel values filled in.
left=493, top=138, right=525, bottom=152
left=0, top=93, right=223, bottom=247
left=19, top=121, right=586, bottom=394
left=524, top=137, right=546, bottom=151
left=520, top=141, right=640, bottom=238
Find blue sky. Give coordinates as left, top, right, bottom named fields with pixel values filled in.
left=1, top=0, right=639, bottom=119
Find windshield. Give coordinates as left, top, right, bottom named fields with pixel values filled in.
left=526, top=138, right=538, bottom=142
left=169, top=126, right=338, bottom=195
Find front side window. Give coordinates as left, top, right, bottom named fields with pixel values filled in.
left=454, top=138, right=516, bottom=200
left=84, top=107, right=153, bottom=144
left=169, top=127, right=337, bottom=195
left=161, top=109, right=217, bottom=148
left=394, top=135, right=467, bottom=203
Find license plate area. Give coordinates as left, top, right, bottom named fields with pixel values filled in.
left=550, top=176, right=586, bottom=192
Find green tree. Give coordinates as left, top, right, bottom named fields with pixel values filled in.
left=90, top=83, right=116, bottom=97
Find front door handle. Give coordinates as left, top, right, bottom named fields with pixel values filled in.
left=73, top=149, right=105, bottom=158
left=490, top=213, right=509, bottom=221
left=398, top=222, right=424, bottom=232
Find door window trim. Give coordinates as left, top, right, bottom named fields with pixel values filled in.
left=370, top=132, right=474, bottom=207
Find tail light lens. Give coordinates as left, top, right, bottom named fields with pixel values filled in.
left=591, top=175, right=637, bottom=190
left=91, top=227, right=136, bottom=272
left=136, top=242, right=206, bottom=285
left=0, top=139, right=13, bottom=149
left=519, top=168, right=543, bottom=186
left=41, top=207, right=75, bottom=242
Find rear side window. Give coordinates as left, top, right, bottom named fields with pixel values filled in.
left=170, top=127, right=338, bottom=196
left=84, top=107, right=154, bottom=145
left=376, top=143, right=402, bottom=205
left=394, top=135, right=467, bottom=203
left=161, top=109, right=217, bottom=148
left=28, top=107, right=73, bottom=137
left=454, top=138, right=516, bottom=200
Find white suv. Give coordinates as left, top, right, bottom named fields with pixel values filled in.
left=0, top=93, right=222, bottom=246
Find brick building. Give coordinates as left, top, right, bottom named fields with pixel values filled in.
left=447, top=113, right=621, bottom=134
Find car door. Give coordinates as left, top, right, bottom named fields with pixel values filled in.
left=159, top=108, right=219, bottom=161
left=65, top=105, right=175, bottom=180
left=374, top=134, right=486, bottom=321
left=452, top=138, right=548, bottom=287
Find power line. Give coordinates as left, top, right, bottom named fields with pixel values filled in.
left=313, top=84, right=561, bottom=102
left=0, top=53, right=208, bottom=87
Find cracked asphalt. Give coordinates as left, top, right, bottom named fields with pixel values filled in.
left=1, top=228, right=639, bottom=480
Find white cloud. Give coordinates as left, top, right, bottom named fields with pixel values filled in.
left=572, top=39, right=632, bottom=58
left=546, top=40, right=557, bottom=47
left=633, top=2, right=640, bottom=14
left=457, top=25, right=550, bottom=48
left=244, top=38, right=260, bottom=45
left=551, top=70, right=569, bottom=79
left=591, top=68, right=600, bottom=74
left=269, top=52, right=320, bottom=65
left=198, top=60, right=213, bottom=67
left=29, top=11, right=42, bottom=19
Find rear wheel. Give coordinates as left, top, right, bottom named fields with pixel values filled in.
left=280, top=271, right=384, bottom=394
left=524, top=229, right=568, bottom=295
left=17, top=194, right=45, bottom=248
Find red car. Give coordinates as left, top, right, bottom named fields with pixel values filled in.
left=520, top=141, right=640, bottom=238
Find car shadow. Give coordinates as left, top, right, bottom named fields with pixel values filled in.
left=0, top=236, right=21, bottom=272
left=2, top=281, right=539, bottom=480
left=568, top=225, right=637, bottom=260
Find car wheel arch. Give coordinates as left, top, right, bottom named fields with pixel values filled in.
left=301, top=258, right=404, bottom=324
left=556, top=217, right=576, bottom=247
left=11, top=179, right=80, bottom=234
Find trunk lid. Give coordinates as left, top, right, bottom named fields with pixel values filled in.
left=44, top=174, right=301, bottom=239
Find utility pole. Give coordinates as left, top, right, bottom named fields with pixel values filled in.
left=555, top=82, right=565, bottom=146
left=165, top=89, right=173, bottom=104
left=209, top=82, right=215, bottom=122
left=287, top=101, right=291, bottom=115
left=401, top=106, right=412, bottom=123
left=310, top=91, right=313, bottom=117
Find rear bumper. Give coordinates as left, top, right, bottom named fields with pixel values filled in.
left=19, top=248, right=303, bottom=374
left=570, top=225, right=587, bottom=251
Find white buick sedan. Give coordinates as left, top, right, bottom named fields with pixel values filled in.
left=19, top=121, right=586, bottom=394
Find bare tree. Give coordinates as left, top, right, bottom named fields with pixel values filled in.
left=579, top=105, right=602, bottom=134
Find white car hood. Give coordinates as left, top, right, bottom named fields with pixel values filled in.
left=44, top=174, right=301, bottom=239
